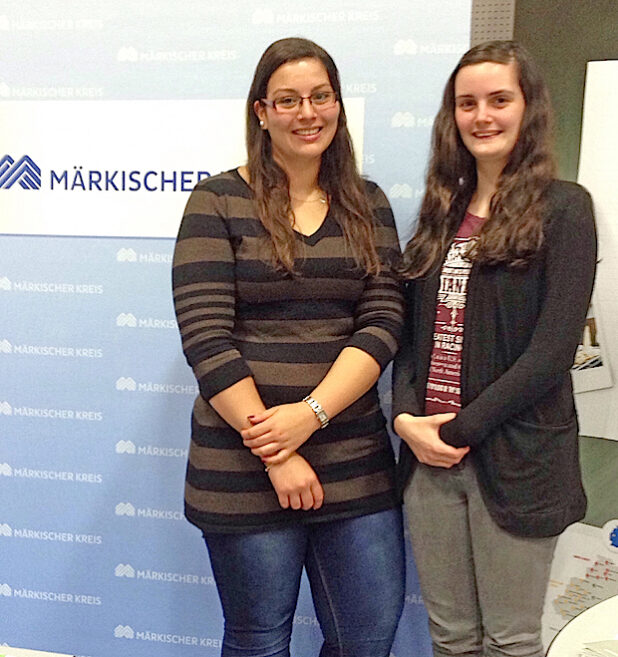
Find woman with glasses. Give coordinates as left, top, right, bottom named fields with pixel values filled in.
left=173, top=37, right=405, bottom=657
left=393, top=40, right=596, bottom=656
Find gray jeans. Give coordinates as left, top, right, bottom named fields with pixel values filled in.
left=404, top=459, right=557, bottom=657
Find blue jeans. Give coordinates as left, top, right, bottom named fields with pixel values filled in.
left=204, top=507, right=405, bottom=657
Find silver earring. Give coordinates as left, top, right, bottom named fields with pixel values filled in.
left=259, top=120, right=265, bottom=128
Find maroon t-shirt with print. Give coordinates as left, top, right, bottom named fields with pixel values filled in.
left=424, top=211, right=485, bottom=415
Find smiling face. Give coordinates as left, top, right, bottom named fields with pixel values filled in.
left=454, top=60, right=526, bottom=173
left=254, top=57, right=340, bottom=170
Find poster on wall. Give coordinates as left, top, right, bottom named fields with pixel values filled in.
left=574, top=59, right=618, bottom=441
left=571, top=301, right=613, bottom=394
left=541, top=59, right=618, bottom=649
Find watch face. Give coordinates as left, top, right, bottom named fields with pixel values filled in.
left=303, top=396, right=328, bottom=427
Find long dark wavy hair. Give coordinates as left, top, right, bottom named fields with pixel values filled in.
left=401, top=40, right=556, bottom=278
left=246, top=37, right=380, bottom=275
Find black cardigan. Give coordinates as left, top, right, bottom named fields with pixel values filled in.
left=393, top=180, right=597, bottom=537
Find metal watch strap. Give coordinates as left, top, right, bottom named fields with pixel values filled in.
left=302, top=395, right=329, bottom=429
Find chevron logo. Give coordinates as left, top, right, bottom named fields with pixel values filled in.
left=116, top=248, right=137, bottom=262
left=117, top=46, right=139, bottom=62
left=0, top=402, right=12, bottom=415
left=115, top=502, right=136, bottom=517
left=0, top=583, right=11, bottom=597
left=0, top=278, right=11, bottom=291
left=116, top=377, right=136, bottom=391
left=0, top=524, right=12, bottom=537
left=114, top=624, right=135, bottom=639
left=393, top=39, right=418, bottom=56
left=114, top=563, right=135, bottom=578
left=0, top=463, right=12, bottom=477
left=389, top=183, right=413, bottom=199
left=391, top=112, right=415, bottom=128
left=115, top=440, right=136, bottom=454
left=116, top=313, right=137, bottom=328
left=0, top=155, right=41, bottom=190
left=0, top=339, right=12, bottom=353
left=251, top=8, right=275, bottom=24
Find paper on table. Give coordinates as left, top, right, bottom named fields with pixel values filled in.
left=579, top=640, right=618, bottom=657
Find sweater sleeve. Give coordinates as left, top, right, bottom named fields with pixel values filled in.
left=440, top=183, right=597, bottom=448
left=345, top=184, right=404, bottom=370
left=391, top=288, right=423, bottom=419
left=172, top=179, right=253, bottom=400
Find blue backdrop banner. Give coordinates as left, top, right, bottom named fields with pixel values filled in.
left=0, top=2, right=471, bottom=656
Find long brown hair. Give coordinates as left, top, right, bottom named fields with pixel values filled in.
left=246, top=37, right=380, bottom=275
left=401, top=40, right=556, bottom=278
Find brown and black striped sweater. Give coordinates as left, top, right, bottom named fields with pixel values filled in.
left=172, top=169, right=403, bottom=533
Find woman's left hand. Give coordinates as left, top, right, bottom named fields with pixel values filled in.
left=241, top=402, right=320, bottom=464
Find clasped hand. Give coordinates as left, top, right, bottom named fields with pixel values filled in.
left=266, top=453, right=324, bottom=511
left=394, top=412, right=469, bottom=468
left=241, top=401, right=320, bottom=465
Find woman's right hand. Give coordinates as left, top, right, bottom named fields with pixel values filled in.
left=394, top=412, right=469, bottom=468
left=267, top=453, right=324, bottom=511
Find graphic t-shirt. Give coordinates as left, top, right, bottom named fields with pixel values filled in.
left=424, top=211, right=485, bottom=415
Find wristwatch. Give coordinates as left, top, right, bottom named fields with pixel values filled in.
left=302, top=395, right=329, bottom=429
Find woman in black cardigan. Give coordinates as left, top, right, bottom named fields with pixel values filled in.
left=393, top=40, right=596, bottom=657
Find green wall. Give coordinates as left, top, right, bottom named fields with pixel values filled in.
left=516, top=1, right=618, bottom=527
left=514, top=0, right=618, bottom=180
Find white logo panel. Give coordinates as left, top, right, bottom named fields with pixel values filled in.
left=1, top=99, right=364, bottom=238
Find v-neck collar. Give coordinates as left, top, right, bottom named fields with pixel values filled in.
left=233, top=168, right=331, bottom=246
left=293, top=211, right=331, bottom=246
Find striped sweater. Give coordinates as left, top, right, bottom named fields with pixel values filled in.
left=172, top=169, right=403, bottom=533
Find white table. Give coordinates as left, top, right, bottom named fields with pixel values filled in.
left=547, top=594, right=618, bottom=656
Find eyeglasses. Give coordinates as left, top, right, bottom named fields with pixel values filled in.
left=261, top=91, right=338, bottom=112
